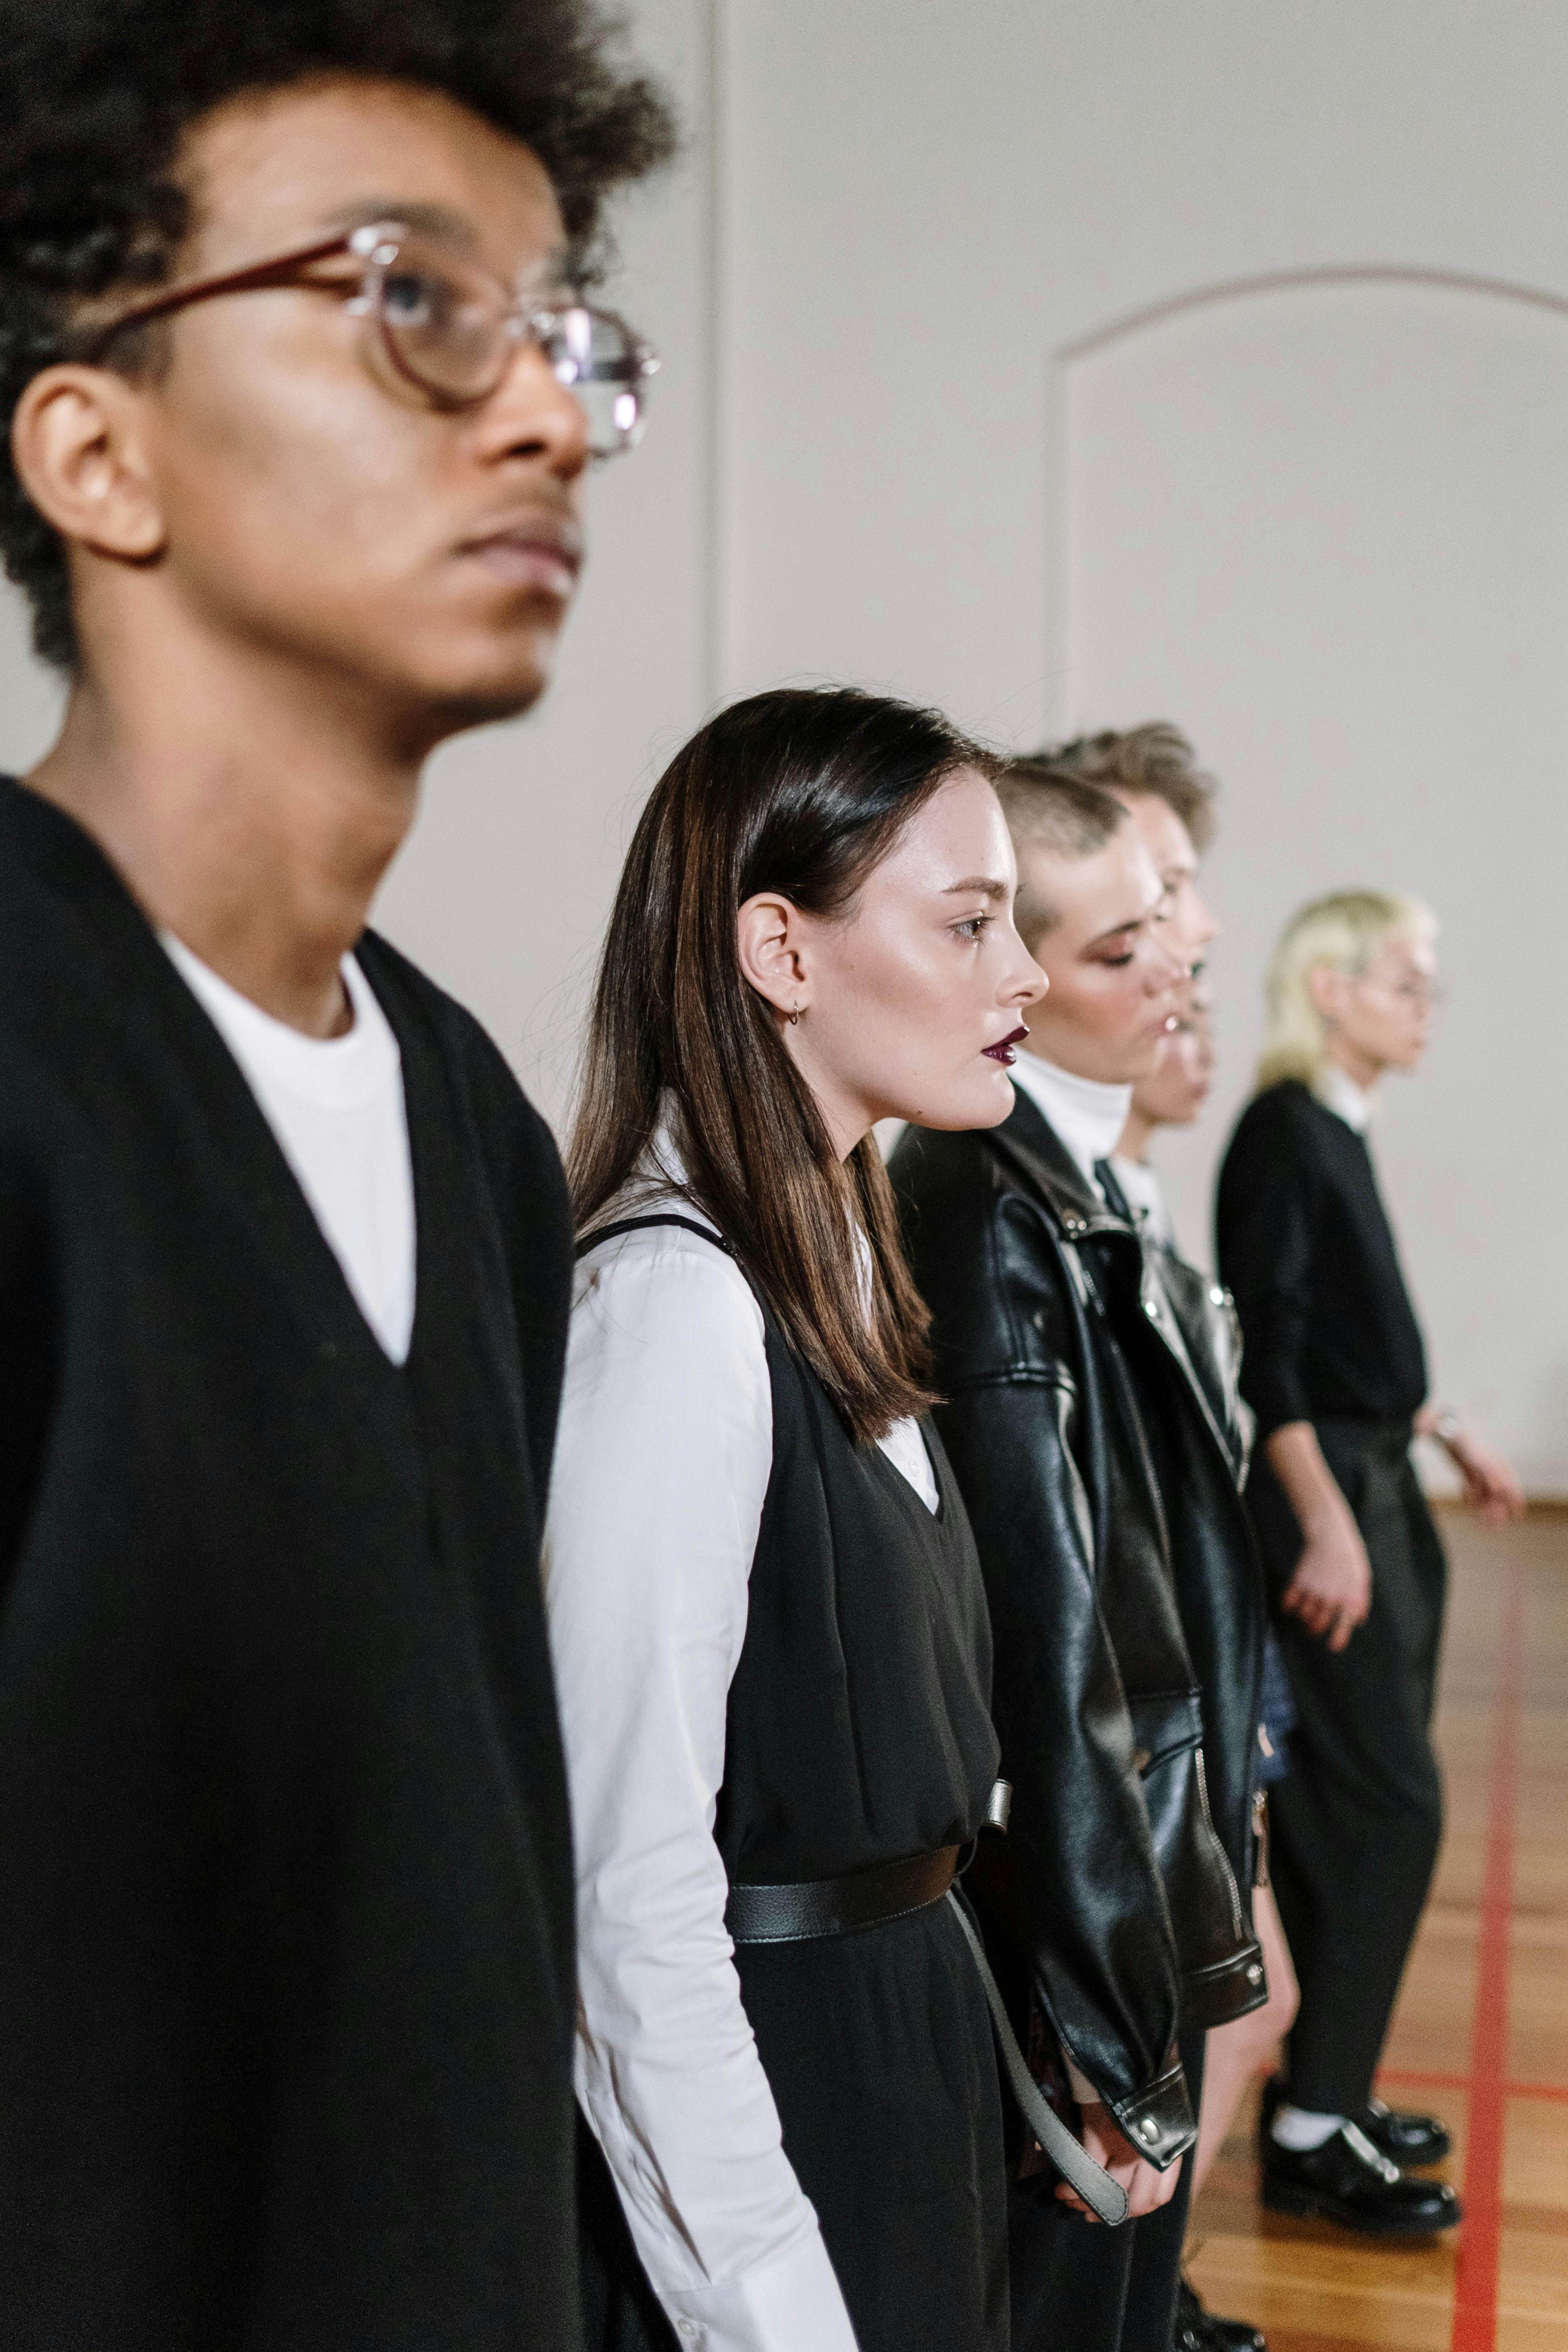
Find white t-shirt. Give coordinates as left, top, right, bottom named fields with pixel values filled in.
left=162, top=934, right=417, bottom=1364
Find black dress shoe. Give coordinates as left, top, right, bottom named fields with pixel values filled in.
left=1356, top=2094, right=1452, bottom=2165
left=1262, top=2121, right=1462, bottom=2236
left=1172, top=2276, right=1266, bottom=2351
left=1257, top=2073, right=1451, bottom=2169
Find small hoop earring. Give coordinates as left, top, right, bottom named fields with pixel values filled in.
left=789, top=1003, right=801, bottom=1026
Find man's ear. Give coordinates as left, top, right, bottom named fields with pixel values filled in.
left=10, top=365, right=166, bottom=562
left=736, top=890, right=810, bottom=1018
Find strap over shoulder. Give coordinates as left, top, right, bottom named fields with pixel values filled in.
left=574, top=1212, right=732, bottom=1262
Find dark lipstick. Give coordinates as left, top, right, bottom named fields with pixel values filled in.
left=982, top=1026, right=1030, bottom=1067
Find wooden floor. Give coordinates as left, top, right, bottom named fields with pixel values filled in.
left=1187, top=1508, right=1568, bottom=2352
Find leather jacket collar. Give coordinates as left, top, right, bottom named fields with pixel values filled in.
left=986, top=1089, right=1128, bottom=1241
left=989, top=1092, right=1242, bottom=1485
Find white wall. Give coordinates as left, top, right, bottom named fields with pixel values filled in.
left=3, top=0, right=1565, bottom=1482
left=0, top=0, right=718, bottom=1125
left=1060, top=274, right=1568, bottom=1483
left=709, top=1, right=1568, bottom=1491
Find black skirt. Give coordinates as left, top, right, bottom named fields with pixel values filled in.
left=579, top=1894, right=1009, bottom=2352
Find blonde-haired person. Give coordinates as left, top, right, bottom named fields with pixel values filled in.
left=1216, top=891, right=1522, bottom=2237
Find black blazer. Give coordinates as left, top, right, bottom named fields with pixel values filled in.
left=0, top=779, right=581, bottom=2349
left=892, top=1095, right=1265, bottom=2163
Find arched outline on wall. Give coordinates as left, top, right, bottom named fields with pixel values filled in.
left=1043, top=261, right=1568, bottom=736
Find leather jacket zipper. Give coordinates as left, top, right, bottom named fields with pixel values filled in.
left=1193, top=1748, right=1247, bottom=1942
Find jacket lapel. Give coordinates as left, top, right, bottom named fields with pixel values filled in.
left=985, top=1089, right=1126, bottom=1238
left=987, top=1082, right=1242, bottom=1487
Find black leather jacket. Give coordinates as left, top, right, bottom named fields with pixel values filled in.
left=891, top=1096, right=1266, bottom=2165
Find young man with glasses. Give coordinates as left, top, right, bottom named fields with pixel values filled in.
left=0, top=4, right=670, bottom=2342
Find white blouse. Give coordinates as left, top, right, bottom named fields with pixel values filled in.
left=544, top=1183, right=937, bottom=2352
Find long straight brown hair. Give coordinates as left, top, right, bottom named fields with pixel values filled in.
left=569, top=685, right=996, bottom=1442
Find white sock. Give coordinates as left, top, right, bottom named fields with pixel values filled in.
left=1271, top=2102, right=1344, bottom=2152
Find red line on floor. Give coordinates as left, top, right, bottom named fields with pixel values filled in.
left=1449, top=1550, right=1527, bottom=2352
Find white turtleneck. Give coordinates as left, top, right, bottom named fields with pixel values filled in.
left=1314, top=1061, right=1374, bottom=1134
left=1009, top=1049, right=1134, bottom=1198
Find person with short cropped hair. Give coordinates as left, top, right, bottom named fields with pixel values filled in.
left=0, top=4, right=672, bottom=2340
left=893, top=759, right=1267, bottom=2352
left=1217, top=890, right=1522, bottom=2236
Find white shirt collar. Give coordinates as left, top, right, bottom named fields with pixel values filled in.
left=1314, top=1061, right=1374, bottom=1134
left=1008, top=1051, right=1133, bottom=1193
left=1109, top=1152, right=1174, bottom=1249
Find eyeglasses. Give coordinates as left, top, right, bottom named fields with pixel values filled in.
left=1386, top=980, right=1445, bottom=1008
left=1358, top=973, right=1445, bottom=1009
left=80, top=220, right=658, bottom=459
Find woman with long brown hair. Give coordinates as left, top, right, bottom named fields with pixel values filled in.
left=547, top=687, right=1048, bottom=2352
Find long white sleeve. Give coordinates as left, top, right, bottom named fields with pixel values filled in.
left=544, top=1221, right=859, bottom=2352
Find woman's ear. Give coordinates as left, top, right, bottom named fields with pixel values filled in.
left=737, top=891, right=810, bottom=1019
left=10, top=365, right=166, bottom=563
left=1305, top=961, right=1346, bottom=1028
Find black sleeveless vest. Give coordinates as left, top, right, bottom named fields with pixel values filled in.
left=713, top=1258, right=1000, bottom=1885
left=573, top=1218, right=1011, bottom=2352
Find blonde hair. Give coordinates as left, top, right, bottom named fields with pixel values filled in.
left=1256, top=889, right=1438, bottom=1092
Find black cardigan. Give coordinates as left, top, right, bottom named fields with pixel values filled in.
left=0, top=778, right=580, bottom=2349
left=1215, top=1078, right=1427, bottom=1440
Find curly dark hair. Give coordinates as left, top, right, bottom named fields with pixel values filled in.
left=0, top=0, right=677, bottom=669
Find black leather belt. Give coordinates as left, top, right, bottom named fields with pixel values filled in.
left=721, top=1798, right=1132, bottom=2227
left=725, top=1844, right=960, bottom=1944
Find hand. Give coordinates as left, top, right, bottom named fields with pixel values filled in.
left=1054, top=2104, right=1182, bottom=2221
left=1443, top=1427, right=1526, bottom=1528
left=1280, top=1512, right=1372, bottom=1651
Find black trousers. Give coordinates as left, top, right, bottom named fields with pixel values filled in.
left=1007, top=2030, right=1204, bottom=2352
left=579, top=1898, right=1010, bottom=2352
left=1247, top=1419, right=1447, bottom=2115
